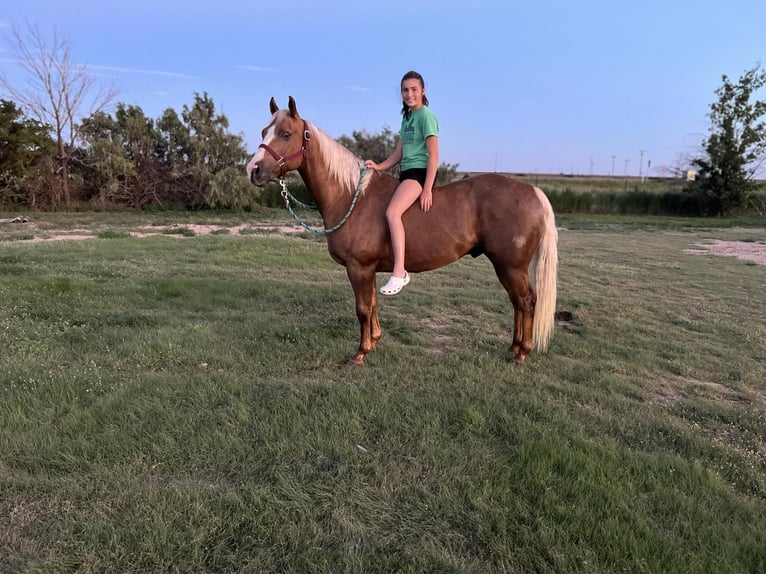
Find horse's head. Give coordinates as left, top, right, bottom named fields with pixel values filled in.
left=246, top=96, right=311, bottom=187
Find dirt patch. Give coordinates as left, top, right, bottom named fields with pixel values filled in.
left=419, top=318, right=454, bottom=355
left=650, top=376, right=762, bottom=407
left=12, top=222, right=306, bottom=243
left=685, top=240, right=766, bottom=266
left=29, top=233, right=93, bottom=243
left=125, top=224, right=306, bottom=238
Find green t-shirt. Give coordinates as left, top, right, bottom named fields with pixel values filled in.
left=399, top=106, right=439, bottom=171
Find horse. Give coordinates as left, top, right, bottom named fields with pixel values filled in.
left=246, top=96, right=558, bottom=366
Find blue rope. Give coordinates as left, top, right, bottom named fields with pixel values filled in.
left=283, top=191, right=317, bottom=210
left=281, top=165, right=367, bottom=235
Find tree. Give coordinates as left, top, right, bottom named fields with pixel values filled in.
left=338, top=127, right=398, bottom=163
left=77, top=94, right=249, bottom=209
left=78, top=104, right=164, bottom=207
left=207, top=165, right=256, bottom=210
left=688, top=65, right=766, bottom=215
left=0, top=98, right=55, bottom=205
left=337, top=127, right=460, bottom=185
left=180, top=92, right=249, bottom=207
left=0, top=22, right=117, bottom=207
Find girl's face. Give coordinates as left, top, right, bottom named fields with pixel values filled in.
left=401, top=78, right=425, bottom=110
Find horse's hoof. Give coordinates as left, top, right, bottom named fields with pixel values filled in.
left=512, top=352, right=527, bottom=365
left=345, top=356, right=365, bottom=367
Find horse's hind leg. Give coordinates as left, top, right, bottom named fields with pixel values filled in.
left=493, top=264, right=536, bottom=364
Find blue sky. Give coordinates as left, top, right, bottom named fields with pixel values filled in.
left=1, top=0, right=764, bottom=175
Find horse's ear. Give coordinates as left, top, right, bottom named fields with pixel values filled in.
left=269, top=97, right=279, bottom=115
left=288, top=96, right=299, bottom=118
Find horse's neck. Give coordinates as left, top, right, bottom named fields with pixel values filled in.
left=297, top=160, right=337, bottom=215
left=298, top=135, right=358, bottom=216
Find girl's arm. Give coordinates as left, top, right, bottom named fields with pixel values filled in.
left=364, top=139, right=403, bottom=171
left=420, top=135, right=439, bottom=212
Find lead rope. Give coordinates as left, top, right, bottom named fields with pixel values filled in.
left=280, top=165, right=367, bottom=234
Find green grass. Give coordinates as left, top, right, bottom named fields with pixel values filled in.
left=514, top=175, right=688, bottom=194
left=0, top=212, right=764, bottom=573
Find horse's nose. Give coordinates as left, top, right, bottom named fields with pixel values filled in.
left=249, top=163, right=260, bottom=184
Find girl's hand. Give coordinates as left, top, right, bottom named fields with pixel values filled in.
left=363, top=160, right=379, bottom=170
left=420, top=188, right=432, bottom=212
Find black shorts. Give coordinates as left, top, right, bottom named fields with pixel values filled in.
left=399, top=168, right=427, bottom=187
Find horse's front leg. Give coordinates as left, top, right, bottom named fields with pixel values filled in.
left=345, top=264, right=380, bottom=366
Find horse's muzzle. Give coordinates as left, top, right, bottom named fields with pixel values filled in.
left=247, top=161, right=271, bottom=187
left=249, top=163, right=261, bottom=184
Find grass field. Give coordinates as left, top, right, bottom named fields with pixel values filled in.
left=1, top=210, right=765, bottom=573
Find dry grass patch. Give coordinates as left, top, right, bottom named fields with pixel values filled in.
left=685, top=239, right=766, bottom=266
left=650, top=376, right=749, bottom=406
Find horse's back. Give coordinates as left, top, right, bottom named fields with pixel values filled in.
left=441, top=173, right=549, bottom=227
left=441, top=173, right=539, bottom=202
left=372, top=172, right=539, bottom=208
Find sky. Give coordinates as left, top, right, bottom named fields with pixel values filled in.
left=1, top=0, right=764, bottom=176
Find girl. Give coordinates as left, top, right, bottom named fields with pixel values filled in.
left=364, top=70, right=439, bottom=295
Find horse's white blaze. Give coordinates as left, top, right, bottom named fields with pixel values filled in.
left=245, top=121, right=277, bottom=178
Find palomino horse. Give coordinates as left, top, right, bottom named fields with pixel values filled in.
left=247, top=97, right=558, bottom=365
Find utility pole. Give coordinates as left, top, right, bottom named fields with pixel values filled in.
left=611, top=155, right=616, bottom=176
left=639, top=150, right=645, bottom=182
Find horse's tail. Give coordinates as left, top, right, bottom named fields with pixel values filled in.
left=531, top=186, right=558, bottom=351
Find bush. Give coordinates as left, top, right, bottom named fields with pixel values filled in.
left=546, top=188, right=705, bottom=216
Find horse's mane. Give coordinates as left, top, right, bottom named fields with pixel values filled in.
left=306, top=121, right=373, bottom=195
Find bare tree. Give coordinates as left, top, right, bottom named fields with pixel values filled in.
left=0, top=21, right=117, bottom=206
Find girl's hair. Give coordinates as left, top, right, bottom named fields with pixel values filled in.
left=401, top=70, right=429, bottom=120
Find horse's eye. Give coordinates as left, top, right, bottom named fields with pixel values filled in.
left=281, top=132, right=290, bottom=140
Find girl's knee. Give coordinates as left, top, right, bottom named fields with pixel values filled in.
left=387, top=181, right=419, bottom=220
left=385, top=205, right=402, bottom=222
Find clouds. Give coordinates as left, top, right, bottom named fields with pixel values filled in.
left=234, top=65, right=278, bottom=73
left=87, top=64, right=198, bottom=80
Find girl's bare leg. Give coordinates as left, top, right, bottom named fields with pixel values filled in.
left=385, top=180, right=422, bottom=277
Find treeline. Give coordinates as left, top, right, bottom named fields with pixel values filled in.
left=1, top=93, right=256, bottom=210
left=545, top=187, right=718, bottom=216
left=518, top=176, right=766, bottom=216
left=3, top=91, right=763, bottom=216
left=0, top=93, right=462, bottom=212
